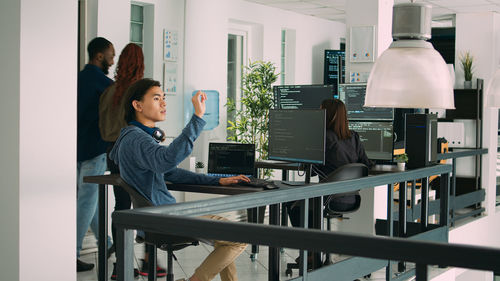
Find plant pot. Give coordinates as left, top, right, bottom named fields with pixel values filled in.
left=397, top=162, right=406, bottom=171
left=464, top=80, right=472, bottom=89
left=196, top=168, right=204, bottom=174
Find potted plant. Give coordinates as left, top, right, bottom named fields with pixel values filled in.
left=459, top=51, right=474, bottom=89
left=395, top=153, right=408, bottom=171
left=195, top=161, right=205, bottom=173
left=226, top=60, right=279, bottom=178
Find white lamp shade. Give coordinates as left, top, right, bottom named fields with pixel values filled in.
left=364, top=41, right=455, bottom=109
left=486, top=68, right=500, bottom=108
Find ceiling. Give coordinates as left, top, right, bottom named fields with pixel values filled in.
left=243, top=0, right=500, bottom=23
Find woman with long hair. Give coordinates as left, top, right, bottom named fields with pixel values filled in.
left=312, top=98, right=373, bottom=180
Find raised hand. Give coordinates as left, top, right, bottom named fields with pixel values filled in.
left=192, top=91, right=207, bottom=118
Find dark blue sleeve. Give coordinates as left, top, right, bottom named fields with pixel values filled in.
left=164, top=168, right=220, bottom=185
left=132, top=115, right=206, bottom=173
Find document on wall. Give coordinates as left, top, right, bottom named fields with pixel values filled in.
left=163, top=63, right=178, bottom=94
left=163, top=29, right=178, bottom=61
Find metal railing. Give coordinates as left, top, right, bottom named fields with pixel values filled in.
left=112, top=163, right=499, bottom=281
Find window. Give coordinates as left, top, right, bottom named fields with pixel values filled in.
left=130, top=4, right=144, bottom=48
left=280, top=29, right=296, bottom=85
left=227, top=31, right=246, bottom=138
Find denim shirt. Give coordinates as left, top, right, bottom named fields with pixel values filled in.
left=109, top=115, right=219, bottom=206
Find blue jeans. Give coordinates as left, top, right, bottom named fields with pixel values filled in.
left=76, top=153, right=111, bottom=257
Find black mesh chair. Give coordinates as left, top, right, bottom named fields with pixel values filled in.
left=116, top=176, right=199, bottom=281
left=285, top=163, right=368, bottom=276
left=321, top=163, right=367, bottom=264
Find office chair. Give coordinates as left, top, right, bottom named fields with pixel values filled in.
left=285, top=163, right=368, bottom=276
left=115, top=177, right=199, bottom=281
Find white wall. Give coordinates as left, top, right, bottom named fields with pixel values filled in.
left=455, top=12, right=499, bottom=216
left=0, top=0, right=78, bottom=281
left=183, top=0, right=345, bottom=166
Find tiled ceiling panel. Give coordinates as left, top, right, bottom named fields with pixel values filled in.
left=244, top=0, right=500, bottom=22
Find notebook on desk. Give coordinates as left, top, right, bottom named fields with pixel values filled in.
left=207, top=142, right=256, bottom=178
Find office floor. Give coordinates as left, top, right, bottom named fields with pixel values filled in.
left=77, top=241, right=391, bottom=281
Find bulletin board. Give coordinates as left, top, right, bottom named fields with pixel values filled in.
left=349, top=26, right=375, bottom=63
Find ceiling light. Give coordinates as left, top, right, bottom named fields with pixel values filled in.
left=364, top=3, right=455, bottom=109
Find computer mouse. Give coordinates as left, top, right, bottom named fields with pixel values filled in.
left=265, top=183, right=277, bottom=190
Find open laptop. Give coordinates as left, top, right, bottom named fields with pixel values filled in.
left=207, top=143, right=256, bottom=178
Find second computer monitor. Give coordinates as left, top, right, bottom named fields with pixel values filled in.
left=268, top=109, right=326, bottom=165
left=338, top=83, right=393, bottom=121
left=349, top=121, right=394, bottom=162
left=273, top=84, right=336, bottom=110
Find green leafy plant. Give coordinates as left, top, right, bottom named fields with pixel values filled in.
left=459, top=51, right=474, bottom=81
left=227, top=60, right=279, bottom=178
left=395, top=153, right=408, bottom=163
left=195, top=161, right=205, bottom=169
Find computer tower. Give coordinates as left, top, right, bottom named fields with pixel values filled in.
left=405, top=114, right=438, bottom=169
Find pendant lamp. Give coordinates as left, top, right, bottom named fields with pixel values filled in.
left=364, top=2, right=455, bottom=109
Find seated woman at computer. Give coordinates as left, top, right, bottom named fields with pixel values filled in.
left=109, top=78, right=249, bottom=281
left=287, top=98, right=373, bottom=228
left=312, top=98, right=373, bottom=179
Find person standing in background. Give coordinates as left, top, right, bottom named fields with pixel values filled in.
left=77, top=37, right=115, bottom=272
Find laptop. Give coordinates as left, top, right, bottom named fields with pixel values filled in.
left=207, top=143, right=256, bottom=178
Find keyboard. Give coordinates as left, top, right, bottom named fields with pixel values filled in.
left=239, top=178, right=271, bottom=188
left=207, top=173, right=253, bottom=178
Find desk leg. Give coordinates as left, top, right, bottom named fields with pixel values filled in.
left=116, top=227, right=134, bottom=281
left=386, top=184, right=394, bottom=281
left=98, top=183, right=108, bottom=281
left=268, top=204, right=280, bottom=281
left=311, top=197, right=322, bottom=269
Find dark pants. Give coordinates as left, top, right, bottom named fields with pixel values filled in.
left=106, top=144, right=132, bottom=246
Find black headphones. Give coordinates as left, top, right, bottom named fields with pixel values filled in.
left=129, top=120, right=166, bottom=143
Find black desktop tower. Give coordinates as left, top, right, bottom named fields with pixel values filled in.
left=405, top=114, right=438, bottom=169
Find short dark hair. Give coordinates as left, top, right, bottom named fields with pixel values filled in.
left=87, top=37, right=112, bottom=60
left=124, top=78, right=162, bottom=123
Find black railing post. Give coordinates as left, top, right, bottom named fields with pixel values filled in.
left=420, top=177, right=429, bottom=231
left=451, top=158, right=457, bottom=226
left=386, top=183, right=394, bottom=281
left=268, top=203, right=280, bottom=281
left=116, top=227, right=134, bottom=281
left=416, top=264, right=428, bottom=281
left=299, top=198, right=309, bottom=276
left=398, top=181, right=407, bottom=272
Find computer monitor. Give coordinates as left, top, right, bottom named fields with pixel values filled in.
left=324, top=50, right=346, bottom=89
left=273, top=84, right=336, bottom=110
left=268, top=109, right=326, bottom=164
left=338, top=83, right=394, bottom=121
left=207, top=143, right=256, bottom=176
left=349, top=120, right=394, bottom=162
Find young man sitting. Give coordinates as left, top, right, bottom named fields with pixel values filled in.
left=109, top=78, right=249, bottom=281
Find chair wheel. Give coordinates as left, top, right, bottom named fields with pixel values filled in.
left=285, top=268, right=293, bottom=276
left=364, top=274, right=371, bottom=278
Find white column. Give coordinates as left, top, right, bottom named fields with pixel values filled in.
left=0, top=1, right=78, bottom=281
left=336, top=0, right=393, bottom=235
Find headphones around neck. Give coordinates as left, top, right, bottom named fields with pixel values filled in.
left=129, top=120, right=166, bottom=143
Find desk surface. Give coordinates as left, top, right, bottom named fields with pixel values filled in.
left=83, top=174, right=265, bottom=195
